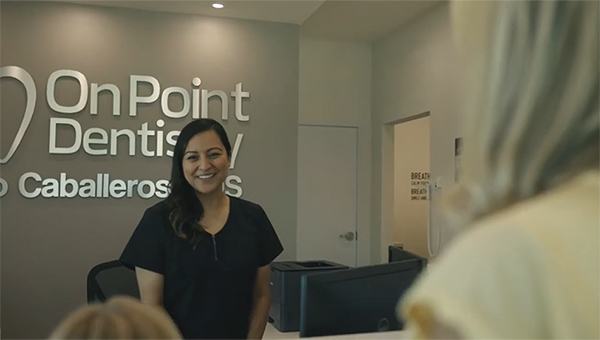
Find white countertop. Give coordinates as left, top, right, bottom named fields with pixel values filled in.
left=264, top=322, right=410, bottom=339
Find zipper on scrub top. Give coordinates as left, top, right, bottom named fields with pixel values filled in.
left=211, top=234, right=218, bottom=261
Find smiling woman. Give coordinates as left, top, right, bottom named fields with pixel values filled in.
left=181, top=129, right=231, bottom=201
left=120, top=118, right=284, bottom=339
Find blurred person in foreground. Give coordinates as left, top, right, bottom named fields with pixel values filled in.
left=49, top=296, right=182, bottom=339
left=399, top=1, right=599, bottom=338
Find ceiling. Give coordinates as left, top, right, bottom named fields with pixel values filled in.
left=301, top=1, right=443, bottom=42
left=63, top=1, right=325, bottom=25
left=62, top=0, right=444, bottom=42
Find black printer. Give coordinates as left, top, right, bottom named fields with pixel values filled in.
left=269, top=260, right=348, bottom=332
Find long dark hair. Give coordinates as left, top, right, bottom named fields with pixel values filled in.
left=166, top=118, right=232, bottom=242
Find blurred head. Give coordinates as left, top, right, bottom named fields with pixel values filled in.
left=449, top=0, right=599, bottom=224
left=49, top=296, right=181, bottom=339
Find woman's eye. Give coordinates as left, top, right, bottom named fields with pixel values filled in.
left=208, top=153, right=221, bottom=159
left=186, top=155, right=198, bottom=161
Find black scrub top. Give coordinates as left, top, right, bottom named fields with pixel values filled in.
left=120, top=196, right=284, bottom=339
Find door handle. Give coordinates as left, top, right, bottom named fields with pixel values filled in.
left=338, top=231, right=355, bottom=241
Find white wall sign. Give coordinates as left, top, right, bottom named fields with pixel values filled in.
left=0, top=66, right=251, bottom=199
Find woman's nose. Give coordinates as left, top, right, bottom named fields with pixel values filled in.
left=198, top=156, right=212, bottom=171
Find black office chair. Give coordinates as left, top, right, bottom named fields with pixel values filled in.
left=87, top=260, right=140, bottom=303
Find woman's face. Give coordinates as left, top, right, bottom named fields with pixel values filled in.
left=182, top=130, right=230, bottom=197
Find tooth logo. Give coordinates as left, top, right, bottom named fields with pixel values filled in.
left=0, top=66, right=36, bottom=164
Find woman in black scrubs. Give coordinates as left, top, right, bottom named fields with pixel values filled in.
left=120, top=119, right=283, bottom=339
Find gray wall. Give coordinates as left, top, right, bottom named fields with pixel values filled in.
left=297, top=4, right=465, bottom=265
left=298, top=37, right=372, bottom=265
left=371, top=3, right=464, bottom=261
left=1, top=2, right=298, bottom=338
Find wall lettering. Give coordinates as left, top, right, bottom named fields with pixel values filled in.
left=1, top=66, right=252, bottom=199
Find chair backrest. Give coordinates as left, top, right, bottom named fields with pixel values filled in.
left=87, top=260, right=140, bottom=303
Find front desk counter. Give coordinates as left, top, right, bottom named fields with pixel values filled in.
left=264, top=323, right=410, bottom=339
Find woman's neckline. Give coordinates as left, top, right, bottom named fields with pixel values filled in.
left=200, top=194, right=232, bottom=237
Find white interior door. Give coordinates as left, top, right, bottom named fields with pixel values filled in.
left=297, top=125, right=357, bottom=267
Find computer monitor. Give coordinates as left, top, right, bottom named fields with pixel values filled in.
left=388, top=245, right=427, bottom=265
left=299, top=259, right=425, bottom=337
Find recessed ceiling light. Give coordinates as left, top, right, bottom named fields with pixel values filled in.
left=212, top=3, right=224, bottom=9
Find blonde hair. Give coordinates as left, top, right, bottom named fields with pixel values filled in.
left=449, top=0, right=599, bottom=225
left=49, top=296, right=181, bottom=339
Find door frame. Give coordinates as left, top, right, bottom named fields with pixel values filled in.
left=380, top=112, right=431, bottom=262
